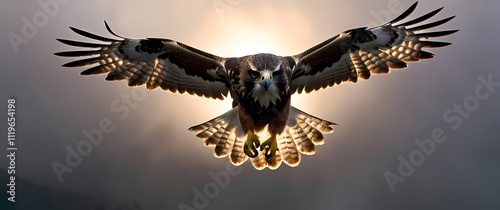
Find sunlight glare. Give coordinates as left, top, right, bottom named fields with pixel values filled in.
left=233, top=40, right=276, bottom=57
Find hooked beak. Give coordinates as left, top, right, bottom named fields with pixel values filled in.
left=260, top=73, right=272, bottom=91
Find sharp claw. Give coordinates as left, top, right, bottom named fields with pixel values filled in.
left=244, top=143, right=258, bottom=158
left=244, top=130, right=260, bottom=158
left=260, top=134, right=277, bottom=160
left=265, top=151, right=273, bottom=160
left=254, top=140, right=260, bottom=149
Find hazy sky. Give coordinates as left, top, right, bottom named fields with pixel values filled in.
left=1, top=0, right=499, bottom=209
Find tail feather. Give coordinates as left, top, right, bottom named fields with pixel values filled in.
left=251, top=148, right=282, bottom=170
left=278, top=130, right=301, bottom=167
left=286, top=106, right=336, bottom=156
left=250, top=151, right=267, bottom=170
left=230, top=136, right=248, bottom=165
left=189, top=107, right=241, bottom=158
left=297, top=120, right=325, bottom=145
left=189, top=106, right=336, bottom=170
left=288, top=123, right=316, bottom=155
left=268, top=150, right=282, bottom=169
left=213, top=126, right=234, bottom=157
left=292, top=107, right=336, bottom=133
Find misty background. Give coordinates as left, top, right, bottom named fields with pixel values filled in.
left=1, top=0, right=499, bottom=209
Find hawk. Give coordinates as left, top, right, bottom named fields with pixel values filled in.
left=56, top=2, right=457, bottom=170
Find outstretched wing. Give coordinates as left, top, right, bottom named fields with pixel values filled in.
left=288, top=2, right=457, bottom=94
left=55, top=22, right=229, bottom=100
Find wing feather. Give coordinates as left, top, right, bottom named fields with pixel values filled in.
left=288, top=2, right=457, bottom=94
left=394, top=6, right=442, bottom=26
left=407, top=16, right=456, bottom=31
left=55, top=39, right=108, bottom=48
left=388, top=2, right=418, bottom=24
left=69, top=26, right=119, bottom=42
left=415, top=30, right=459, bottom=38
left=56, top=22, right=230, bottom=100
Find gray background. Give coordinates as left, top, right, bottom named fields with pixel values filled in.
left=1, top=0, right=499, bottom=209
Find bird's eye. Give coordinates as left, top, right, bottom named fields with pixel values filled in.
left=272, top=71, right=280, bottom=78
left=249, top=70, right=259, bottom=79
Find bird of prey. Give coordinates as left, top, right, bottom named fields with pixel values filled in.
left=55, top=2, right=457, bottom=170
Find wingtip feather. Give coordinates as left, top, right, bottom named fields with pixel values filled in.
left=421, top=41, right=452, bottom=48
left=395, top=6, right=443, bottom=27
left=104, top=20, right=124, bottom=38
left=70, top=26, right=119, bottom=42
left=408, top=16, right=456, bottom=31
left=389, top=1, right=418, bottom=24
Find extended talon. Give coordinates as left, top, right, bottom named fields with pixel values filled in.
left=260, top=134, right=278, bottom=160
left=244, top=144, right=258, bottom=158
left=244, top=130, right=260, bottom=158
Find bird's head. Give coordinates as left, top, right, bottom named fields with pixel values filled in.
left=241, top=54, right=289, bottom=108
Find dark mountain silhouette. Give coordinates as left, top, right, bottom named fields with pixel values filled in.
left=0, top=168, right=142, bottom=210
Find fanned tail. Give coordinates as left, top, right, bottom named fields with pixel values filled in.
left=281, top=106, right=335, bottom=167
left=189, top=106, right=336, bottom=170
left=189, top=107, right=248, bottom=165
left=249, top=106, right=336, bottom=170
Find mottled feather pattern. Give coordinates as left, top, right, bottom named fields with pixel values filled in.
left=250, top=106, right=335, bottom=169
left=189, top=108, right=248, bottom=164
left=189, top=106, right=335, bottom=170
left=55, top=23, right=229, bottom=100
left=230, top=136, right=248, bottom=165
left=288, top=123, right=316, bottom=155
left=290, top=2, right=457, bottom=94
left=277, top=130, right=301, bottom=166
